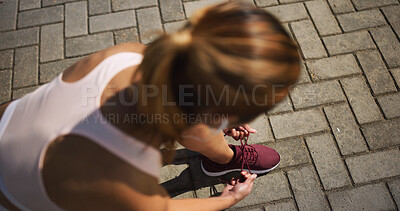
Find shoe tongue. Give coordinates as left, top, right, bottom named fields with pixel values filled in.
left=228, top=145, right=243, bottom=164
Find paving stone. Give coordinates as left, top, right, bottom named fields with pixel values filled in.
left=290, top=80, right=346, bottom=109
left=267, top=138, right=310, bottom=168
left=307, top=54, right=360, bottom=80
left=184, top=0, right=227, bottom=18
left=370, top=27, right=400, bottom=68
left=234, top=114, right=274, bottom=144
left=40, top=58, right=81, bottom=83
left=324, top=104, right=367, bottom=155
left=306, top=134, right=351, bottom=190
left=90, top=10, right=136, bottom=33
left=114, top=28, right=139, bottom=44
left=194, top=183, right=225, bottom=198
left=0, top=70, right=12, bottom=104
left=269, top=109, right=329, bottom=139
left=19, top=0, right=41, bottom=11
left=306, top=0, right=341, bottom=36
left=264, top=3, right=308, bottom=23
left=356, top=50, right=397, bottom=94
left=42, top=0, right=78, bottom=6
left=388, top=179, right=400, bottom=207
left=0, top=50, right=13, bottom=70
left=291, top=20, right=327, bottom=59
left=89, top=0, right=111, bottom=15
left=351, top=0, right=398, bottom=10
left=0, top=27, right=39, bottom=50
left=339, top=10, right=387, bottom=33
left=65, top=1, right=88, bottom=38
left=279, top=0, right=308, bottom=4
left=172, top=190, right=196, bottom=199
left=235, top=0, right=256, bottom=6
left=323, top=31, right=374, bottom=55
left=297, top=62, right=311, bottom=84
left=137, top=7, right=163, bottom=44
left=160, top=163, right=192, bottom=193
left=346, top=149, right=400, bottom=183
left=328, top=183, right=396, bottom=210
left=40, top=23, right=64, bottom=63
left=263, top=200, right=296, bottom=211
left=13, top=86, right=39, bottom=100
left=233, top=172, right=292, bottom=208
left=362, top=118, right=400, bottom=149
left=160, top=0, right=185, bottom=22
left=13, top=46, right=38, bottom=88
left=0, top=0, right=17, bottom=32
left=18, top=6, right=63, bottom=28
left=111, top=0, right=158, bottom=11
left=341, top=77, right=383, bottom=124
left=164, top=20, right=188, bottom=34
left=254, top=0, right=278, bottom=7
left=391, top=68, right=400, bottom=87
left=268, top=95, right=292, bottom=114
left=382, top=5, right=400, bottom=38
left=328, top=0, right=355, bottom=14
left=287, top=166, right=330, bottom=211
left=66, top=32, right=114, bottom=57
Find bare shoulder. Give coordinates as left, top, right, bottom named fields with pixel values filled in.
left=42, top=135, right=168, bottom=210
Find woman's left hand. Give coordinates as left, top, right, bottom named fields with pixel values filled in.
left=223, top=124, right=257, bottom=140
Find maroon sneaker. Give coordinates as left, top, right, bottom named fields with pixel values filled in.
left=200, top=139, right=280, bottom=176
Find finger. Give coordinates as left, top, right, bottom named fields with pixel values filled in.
left=240, top=132, right=245, bottom=140
left=244, top=174, right=257, bottom=185
left=244, top=124, right=257, bottom=133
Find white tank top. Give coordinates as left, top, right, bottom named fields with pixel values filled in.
left=0, top=52, right=162, bottom=211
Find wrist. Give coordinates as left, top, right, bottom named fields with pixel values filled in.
left=218, top=194, right=238, bottom=207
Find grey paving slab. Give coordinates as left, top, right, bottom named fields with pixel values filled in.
left=264, top=3, right=308, bottom=23
left=66, top=32, right=114, bottom=57
left=269, top=109, right=329, bottom=139
left=40, top=23, right=64, bottom=63
left=328, top=183, right=396, bottom=211
left=88, top=0, right=111, bottom=16
left=340, top=77, right=383, bottom=124
left=382, top=5, right=400, bottom=38
left=111, top=0, right=158, bottom=11
left=362, top=118, right=400, bottom=149
left=232, top=172, right=292, bottom=208
left=351, top=0, right=398, bottom=10
left=267, top=138, right=310, bottom=168
left=184, top=0, right=227, bottom=18
left=324, top=104, right=367, bottom=155
left=160, top=0, right=185, bottom=22
left=42, top=0, right=78, bottom=6
left=13, top=46, right=38, bottom=88
left=245, top=114, right=274, bottom=144
left=160, top=163, right=192, bottom=193
left=370, top=26, right=400, bottom=68
left=40, top=58, right=81, bottom=83
left=306, top=134, right=351, bottom=190
left=0, top=70, right=12, bottom=104
left=235, top=0, right=255, bottom=6
left=65, top=1, right=88, bottom=38
left=337, top=10, right=386, bottom=32
left=263, top=200, right=296, bottom=211
left=19, top=0, right=41, bottom=11
left=164, top=20, right=188, bottom=34
left=137, top=7, right=163, bottom=44
left=13, top=86, right=39, bottom=100
left=0, top=0, right=17, bottom=32
left=287, top=166, right=330, bottom=211
left=391, top=68, right=400, bottom=87
left=171, top=190, right=196, bottom=199
left=388, top=179, right=400, bottom=208
left=0, top=27, right=39, bottom=50
left=323, top=31, right=375, bottom=55
left=89, top=10, right=136, bottom=33
left=18, top=6, right=64, bottom=28
left=290, top=80, right=346, bottom=109
left=268, top=95, right=292, bottom=114
left=254, top=0, right=278, bottom=7
left=346, top=149, right=400, bottom=183
left=328, top=0, right=355, bottom=14
left=0, top=50, right=13, bottom=70
left=306, top=0, right=341, bottom=36
left=291, top=20, right=327, bottom=59
left=114, top=28, right=140, bottom=44
left=356, top=50, right=397, bottom=95
left=297, top=63, right=311, bottom=84
left=306, top=54, right=360, bottom=80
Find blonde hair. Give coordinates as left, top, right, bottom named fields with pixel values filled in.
left=135, top=1, right=301, bottom=152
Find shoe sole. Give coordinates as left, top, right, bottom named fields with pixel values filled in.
left=200, top=160, right=280, bottom=177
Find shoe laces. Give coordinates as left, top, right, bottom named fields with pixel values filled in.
left=238, top=136, right=258, bottom=174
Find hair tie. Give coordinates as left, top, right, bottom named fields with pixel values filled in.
left=172, top=30, right=192, bottom=47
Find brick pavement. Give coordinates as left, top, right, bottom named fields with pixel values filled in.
left=1, top=0, right=400, bottom=210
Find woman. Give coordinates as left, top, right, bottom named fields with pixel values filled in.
left=0, top=2, right=300, bottom=210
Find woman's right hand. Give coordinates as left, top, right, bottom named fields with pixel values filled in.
left=219, top=171, right=257, bottom=205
